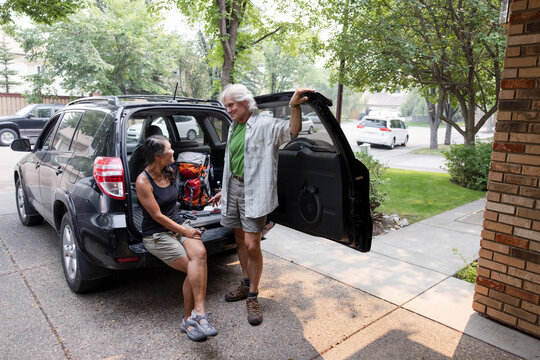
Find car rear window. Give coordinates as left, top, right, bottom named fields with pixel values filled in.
left=360, top=118, right=387, bottom=128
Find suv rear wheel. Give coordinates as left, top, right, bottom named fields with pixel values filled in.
left=15, top=179, right=43, bottom=226
left=60, top=213, right=103, bottom=293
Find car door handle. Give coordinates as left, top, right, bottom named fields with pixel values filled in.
left=35, top=162, right=40, bottom=169
left=55, top=166, right=63, bottom=175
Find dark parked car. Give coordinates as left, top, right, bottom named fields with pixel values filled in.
left=11, top=93, right=372, bottom=293
left=0, top=103, right=65, bottom=146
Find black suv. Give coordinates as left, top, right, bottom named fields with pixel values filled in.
left=0, top=103, right=65, bottom=146
left=11, top=93, right=372, bottom=292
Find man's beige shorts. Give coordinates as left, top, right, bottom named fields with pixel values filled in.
left=220, top=176, right=267, bottom=233
left=143, top=231, right=186, bottom=266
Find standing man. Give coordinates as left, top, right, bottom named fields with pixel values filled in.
left=210, top=85, right=312, bottom=325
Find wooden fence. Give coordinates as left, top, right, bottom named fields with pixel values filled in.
left=0, top=93, right=75, bottom=116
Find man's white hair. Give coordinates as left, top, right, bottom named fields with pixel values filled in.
left=220, top=84, right=258, bottom=112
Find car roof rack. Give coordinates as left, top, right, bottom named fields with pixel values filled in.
left=67, top=95, right=223, bottom=107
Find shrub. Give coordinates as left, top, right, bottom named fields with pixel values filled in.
left=442, top=140, right=492, bottom=191
left=355, top=152, right=389, bottom=212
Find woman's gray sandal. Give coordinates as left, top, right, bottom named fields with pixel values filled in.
left=180, top=318, right=207, bottom=342
left=187, top=310, right=218, bottom=336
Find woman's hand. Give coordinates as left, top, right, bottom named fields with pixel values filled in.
left=209, top=191, right=222, bottom=206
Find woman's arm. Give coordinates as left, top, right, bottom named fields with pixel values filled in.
left=136, top=174, right=201, bottom=239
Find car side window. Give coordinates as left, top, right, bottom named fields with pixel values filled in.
left=173, top=115, right=202, bottom=143
left=32, top=106, right=53, bottom=118
left=51, top=112, right=83, bottom=151
left=40, top=114, right=62, bottom=151
left=208, top=116, right=230, bottom=144
left=71, top=111, right=107, bottom=156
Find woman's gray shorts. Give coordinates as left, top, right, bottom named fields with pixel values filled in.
left=220, top=176, right=267, bottom=233
left=143, top=231, right=186, bottom=266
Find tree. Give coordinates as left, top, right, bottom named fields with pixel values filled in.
left=324, top=0, right=505, bottom=146
left=0, top=0, right=83, bottom=25
left=0, top=35, right=19, bottom=92
left=174, top=0, right=307, bottom=89
left=15, top=0, right=180, bottom=96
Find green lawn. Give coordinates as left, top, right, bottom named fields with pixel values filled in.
left=410, top=145, right=452, bottom=155
left=378, top=169, right=485, bottom=223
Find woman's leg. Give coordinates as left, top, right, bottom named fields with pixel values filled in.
left=169, top=256, right=194, bottom=322
left=181, top=237, right=208, bottom=315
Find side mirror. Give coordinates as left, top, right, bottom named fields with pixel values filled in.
left=26, top=113, right=34, bottom=119
left=11, top=138, right=31, bottom=152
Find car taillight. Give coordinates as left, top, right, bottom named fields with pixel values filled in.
left=357, top=124, right=365, bottom=128
left=93, top=157, right=125, bottom=200
left=379, top=127, right=391, bottom=132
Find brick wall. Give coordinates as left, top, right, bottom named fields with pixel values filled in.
left=473, top=0, right=540, bottom=338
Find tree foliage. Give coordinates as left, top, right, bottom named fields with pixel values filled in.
left=0, top=35, right=19, bottom=92
left=0, top=0, right=83, bottom=25
left=323, top=0, right=505, bottom=145
left=14, top=0, right=197, bottom=96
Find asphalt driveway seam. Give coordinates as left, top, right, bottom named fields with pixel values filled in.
left=0, top=237, right=72, bottom=360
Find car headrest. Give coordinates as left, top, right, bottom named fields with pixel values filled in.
left=145, top=125, right=163, bottom=138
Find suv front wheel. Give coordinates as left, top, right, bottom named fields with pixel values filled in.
left=0, top=128, right=18, bottom=146
left=60, top=213, right=103, bottom=293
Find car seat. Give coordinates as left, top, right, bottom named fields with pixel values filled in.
left=128, top=125, right=164, bottom=182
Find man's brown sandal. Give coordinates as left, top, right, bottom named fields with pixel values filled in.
left=224, top=282, right=249, bottom=302
left=246, top=297, right=263, bottom=325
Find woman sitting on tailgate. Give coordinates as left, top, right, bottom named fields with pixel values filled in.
left=135, top=135, right=217, bottom=342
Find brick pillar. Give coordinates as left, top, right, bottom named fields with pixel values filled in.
left=473, top=0, right=540, bottom=338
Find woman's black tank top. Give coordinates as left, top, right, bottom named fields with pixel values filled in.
left=141, top=170, right=183, bottom=236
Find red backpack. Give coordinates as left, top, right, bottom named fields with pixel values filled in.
left=177, top=152, right=211, bottom=209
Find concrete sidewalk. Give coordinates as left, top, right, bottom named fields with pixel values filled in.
left=262, top=199, right=540, bottom=359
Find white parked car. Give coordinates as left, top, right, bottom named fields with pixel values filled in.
left=283, top=115, right=315, bottom=134
left=356, top=117, right=409, bottom=149
left=127, top=116, right=199, bottom=141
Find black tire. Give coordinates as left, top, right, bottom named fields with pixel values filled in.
left=0, top=128, right=18, bottom=146
left=15, top=179, right=43, bottom=226
left=60, top=213, right=103, bottom=293
left=357, top=141, right=363, bottom=145
left=388, top=138, right=396, bottom=149
left=403, top=135, right=409, bottom=146
left=187, top=129, right=196, bottom=140
left=308, top=126, right=314, bottom=134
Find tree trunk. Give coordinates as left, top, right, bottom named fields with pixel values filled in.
left=444, top=123, right=452, bottom=145
left=217, top=0, right=245, bottom=89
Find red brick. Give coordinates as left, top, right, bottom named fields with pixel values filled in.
left=522, top=44, right=540, bottom=55
left=524, top=280, right=540, bottom=294
left=479, top=248, right=494, bottom=260
left=493, top=252, right=526, bottom=269
left=486, top=307, right=518, bottom=326
left=496, top=233, right=529, bottom=248
left=476, top=276, right=506, bottom=291
left=484, top=220, right=514, bottom=234
left=508, top=267, right=540, bottom=283
left=496, top=121, right=527, bottom=132
left=499, top=214, right=532, bottom=228
left=520, top=67, right=540, bottom=77
left=510, top=248, right=540, bottom=263
left=489, top=172, right=503, bottom=182
left=522, top=166, right=540, bottom=176
left=482, top=229, right=496, bottom=241
left=520, top=186, right=540, bottom=198
left=531, top=240, right=540, bottom=252
left=478, top=256, right=508, bottom=273
left=491, top=271, right=523, bottom=287
left=507, top=33, right=540, bottom=46
left=477, top=266, right=491, bottom=278
left=499, top=89, right=515, bottom=100
left=499, top=100, right=531, bottom=111
left=517, top=319, right=540, bottom=338
left=494, top=132, right=509, bottom=142
left=511, top=0, right=528, bottom=11
left=472, top=300, right=486, bottom=313
left=501, top=79, right=534, bottom=88
left=484, top=210, right=499, bottom=222
left=486, top=191, right=501, bottom=202
left=474, top=292, right=503, bottom=310
left=496, top=112, right=514, bottom=121
left=514, top=227, right=540, bottom=241
left=532, top=0, right=540, bottom=9
left=505, top=304, right=537, bottom=323
left=522, top=301, right=540, bottom=316
left=486, top=201, right=516, bottom=214
left=491, top=162, right=521, bottom=174
left=517, top=207, right=540, bottom=221
left=502, top=68, right=518, bottom=79
left=516, top=89, right=540, bottom=100
left=525, top=22, right=540, bottom=33
left=508, top=23, right=524, bottom=35
left=527, top=261, right=540, bottom=274
left=501, top=194, right=535, bottom=208
left=506, top=57, right=538, bottom=68
left=505, top=46, right=522, bottom=57
left=509, top=133, right=540, bottom=143
left=488, top=182, right=519, bottom=194
left=506, top=286, right=540, bottom=303
left=493, top=142, right=525, bottom=153
left=491, top=152, right=507, bottom=162
left=533, top=101, right=540, bottom=110
left=512, top=111, right=540, bottom=121
left=489, top=289, right=522, bottom=307
left=527, top=144, right=540, bottom=154
left=504, top=174, right=538, bottom=187
left=481, top=239, right=510, bottom=254
left=508, top=153, right=540, bottom=165
left=475, top=284, right=490, bottom=296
